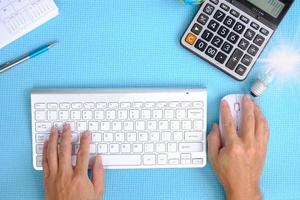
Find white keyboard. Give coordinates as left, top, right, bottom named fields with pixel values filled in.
left=31, top=89, right=207, bottom=170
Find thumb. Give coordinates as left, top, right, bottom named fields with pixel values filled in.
left=92, top=155, right=104, bottom=197
left=207, top=124, right=222, bottom=164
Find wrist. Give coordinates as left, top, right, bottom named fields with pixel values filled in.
left=225, top=185, right=262, bottom=200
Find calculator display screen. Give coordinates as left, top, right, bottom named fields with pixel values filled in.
left=247, top=0, right=285, bottom=18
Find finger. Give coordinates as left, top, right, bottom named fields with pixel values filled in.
left=47, top=127, right=58, bottom=174
left=42, top=140, right=50, bottom=178
left=220, top=100, right=238, bottom=144
left=92, top=155, right=104, bottom=197
left=208, top=124, right=222, bottom=165
left=254, top=103, right=269, bottom=143
left=75, top=131, right=91, bottom=175
left=58, top=124, right=73, bottom=174
left=240, top=95, right=255, bottom=143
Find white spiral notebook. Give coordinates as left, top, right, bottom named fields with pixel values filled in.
left=0, top=0, right=58, bottom=48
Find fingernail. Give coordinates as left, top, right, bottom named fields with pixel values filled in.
left=245, top=95, right=251, bottom=101
left=96, top=155, right=103, bottom=165
left=221, top=100, right=228, bottom=107
left=82, top=131, right=90, bottom=138
left=63, top=123, right=70, bottom=130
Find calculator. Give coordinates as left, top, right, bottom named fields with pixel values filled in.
left=181, top=0, right=294, bottom=81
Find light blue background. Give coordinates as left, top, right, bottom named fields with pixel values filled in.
left=0, top=1, right=300, bottom=199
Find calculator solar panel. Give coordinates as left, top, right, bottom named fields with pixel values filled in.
left=181, top=0, right=274, bottom=81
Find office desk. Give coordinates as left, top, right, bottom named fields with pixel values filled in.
left=0, top=1, right=299, bottom=199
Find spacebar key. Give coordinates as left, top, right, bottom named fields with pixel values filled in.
left=101, top=155, right=141, bottom=166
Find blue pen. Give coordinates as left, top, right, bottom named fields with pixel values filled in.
left=0, top=41, right=58, bottom=73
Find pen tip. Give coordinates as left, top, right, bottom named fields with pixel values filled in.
left=48, top=41, right=59, bottom=48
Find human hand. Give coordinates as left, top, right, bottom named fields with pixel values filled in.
left=208, top=96, right=269, bottom=200
left=43, top=124, right=104, bottom=200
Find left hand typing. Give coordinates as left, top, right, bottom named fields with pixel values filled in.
left=43, top=124, right=104, bottom=200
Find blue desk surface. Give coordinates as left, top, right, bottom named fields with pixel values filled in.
left=1, top=1, right=300, bottom=199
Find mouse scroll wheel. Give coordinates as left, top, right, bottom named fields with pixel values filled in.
left=234, top=103, right=240, bottom=111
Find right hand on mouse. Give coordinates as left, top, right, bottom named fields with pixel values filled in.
left=208, top=95, right=269, bottom=200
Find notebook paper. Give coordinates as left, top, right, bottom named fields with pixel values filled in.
left=0, top=0, right=58, bottom=48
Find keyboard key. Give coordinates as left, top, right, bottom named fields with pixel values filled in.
left=138, top=132, right=148, bottom=141
left=129, top=110, right=139, bottom=119
left=157, top=154, right=168, bottom=165
left=176, top=109, right=186, bottom=119
left=162, top=131, right=171, bottom=141
left=201, top=30, right=214, bottom=42
left=209, top=0, right=219, bottom=5
left=240, top=15, right=250, bottom=24
left=185, top=132, right=203, bottom=141
left=203, top=3, right=215, bottom=15
left=250, top=22, right=260, bottom=30
left=121, top=143, right=131, bottom=153
left=141, top=110, right=151, bottom=119
left=235, top=64, right=247, bottom=76
left=82, top=110, right=92, bottom=120
left=36, top=134, right=49, bottom=143
left=226, top=48, right=243, bottom=70
left=179, top=143, right=203, bottom=152
left=254, top=34, right=265, bottom=46
left=35, top=103, right=46, bottom=109
left=77, top=121, right=87, bottom=132
left=60, top=103, right=70, bottom=109
left=168, top=143, right=177, bottom=152
left=150, top=131, right=160, bottom=141
left=156, top=143, right=166, bottom=152
left=171, top=120, right=180, bottom=130
left=194, top=120, right=203, bottom=130
left=194, top=39, right=208, bottom=52
left=109, top=144, right=119, bottom=153
left=71, top=103, right=82, bottom=109
left=238, top=38, right=250, bottom=50
left=241, top=54, right=253, bottom=66
left=35, top=111, right=46, bottom=121
left=211, top=35, right=224, bottom=48
left=213, top=10, right=225, bottom=22
left=230, top=9, right=240, bottom=17
left=191, top=23, right=202, bottom=35
left=233, top=22, right=245, bottom=34
left=169, top=159, right=179, bottom=165
left=185, top=33, right=197, bottom=45
left=71, top=110, right=81, bottom=120
left=221, top=42, right=233, bottom=54
left=224, top=16, right=235, bottom=28
left=95, top=110, right=104, bottom=120
left=220, top=3, right=229, bottom=11
left=127, top=132, right=137, bottom=142
left=244, top=29, right=255, bottom=41
left=101, top=155, right=141, bottom=166
left=118, top=110, right=128, bottom=119
left=108, top=102, right=119, bottom=109
left=227, top=32, right=239, bottom=44
left=143, top=154, right=156, bottom=165
left=153, top=109, right=163, bottom=119
left=36, top=144, right=44, bottom=154
left=192, top=158, right=204, bottom=165
left=47, top=103, right=58, bottom=109
left=36, top=122, right=51, bottom=132
left=215, top=51, right=228, bottom=64
left=260, top=27, right=269, bottom=36
left=112, top=121, right=122, bottom=131
left=159, top=121, right=169, bottom=130
left=205, top=46, right=217, bottom=58
left=197, top=13, right=209, bottom=25
left=98, top=144, right=108, bottom=153
left=187, top=109, right=203, bottom=119
left=174, top=131, right=183, bottom=141
left=147, top=121, right=157, bottom=130
left=106, top=110, right=116, bottom=119
left=207, top=19, right=220, bottom=32
left=36, top=156, right=42, bottom=167
left=217, top=25, right=229, bottom=38
left=145, top=143, right=154, bottom=153
left=182, top=121, right=192, bottom=130
left=247, top=44, right=259, bottom=56
left=96, top=102, right=107, bottom=109
left=90, top=144, right=97, bottom=154
left=92, top=132, right=102, bottom=142
left=100, top=122, right=110, bottom=131
left=115, top=133, right=125, bottom=142
left=104, top=132, right=113, bottom=142
left=88, top=121, right=99, bottom=131
left=165, top=110, right=175, bottom=119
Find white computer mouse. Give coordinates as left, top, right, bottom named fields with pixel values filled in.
left=219, top=94, right=244, bottom=142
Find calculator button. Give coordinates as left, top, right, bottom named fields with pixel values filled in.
left=230, top=9, right=240, bottom=18
left=213, top=10, right=226, bottom=22
left=209, top=0, right=219, bottom=5
left=247, top=44, right=259, bottom=56
left=201, top=30, right=214, bottom=42
left=226, top=49, right=243, bottom=70
left=260, top=27, right=269, bottom=36
left=203, top=3, right=215, bottom=15
left=238, top=38, right=250, bottom=50
left=205, top=46, right=217, bottom=58
left=240, top=15, right=250, bottom=24
left=215, top=52, right=228, bottom=64
left=235, top=64, right=247, bottom=76
left=208, top=20, right=220, bottom=32
left=185, top=33, right=197, bottom=45
left=211, top=35, right=224, bottom=48
left=217, top=26, right=230, bottom=38
left=233, top=22, right=245, bottom=34
left=197, top=13, right=209, bottom=25
left=220, top=3, right=230, bottom=12
left=224, top=16, right=236, bottom=28
left=244, top=29, right=255, bottom=41
left=227, top=32, right=239, bottom=44
left=221, top=42, right=233, bottom=54
left=191, top=23, right=202, bottom=35
left=253, top=34, right=265, bottom=46
left=194, top=39, right=208, bottom=52
left=241, top=54, right=253, bottom=66
left=250, top=22, right=260, bottom=30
